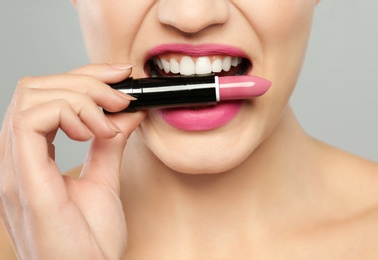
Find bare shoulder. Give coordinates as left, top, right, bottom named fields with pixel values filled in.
left=293, top=140, right=378, bottom=257
left=315, top=139, right=378, bottom=222
left=315, top=139, right=378, bottom=192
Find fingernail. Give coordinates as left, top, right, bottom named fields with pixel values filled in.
left=110, top=63, right=135, bottom=70
left=112, top=89, right=137, bottom=101
left=86, top=128, right=95, bottom=138
left=106, top=117, right=122, bottom=133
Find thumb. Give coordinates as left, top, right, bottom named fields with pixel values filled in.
left=81, top=111, right=146, bottom=194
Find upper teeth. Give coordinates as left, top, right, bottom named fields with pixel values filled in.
left=153, top=56, right=242, bottom=75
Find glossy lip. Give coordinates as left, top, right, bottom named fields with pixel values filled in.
left=145, top=44, right=253, bottom=132
left=144, top=43, right=250, bottom=64
left=157, top=101, right=244, bottom=131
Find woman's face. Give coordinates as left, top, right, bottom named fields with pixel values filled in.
left=74, top=0, right=318, bottom=174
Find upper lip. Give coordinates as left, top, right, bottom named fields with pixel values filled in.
left=144, top=43, right=252, bottom=76
left=144, top=43, right=249, bottom=62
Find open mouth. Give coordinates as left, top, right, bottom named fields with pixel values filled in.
left=144, top=54, right=252, bottom=77
left=141, top=52, right=256, bottom=130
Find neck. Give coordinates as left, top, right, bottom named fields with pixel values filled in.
left=120, top=106, right=320, bottom=249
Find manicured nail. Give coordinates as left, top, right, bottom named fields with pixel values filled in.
left=110, top=63, right=135, bottom=70
left=112, top=89, right=137, bottom=101
left=106, top=117, right=122, bottom=133
left=86, top=128, right=95, bottom=138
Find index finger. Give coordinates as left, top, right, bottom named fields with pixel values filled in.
left=67, top=63, right=134, bottom=84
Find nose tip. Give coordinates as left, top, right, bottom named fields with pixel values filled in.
left=157, top=0, right=230, bottom=34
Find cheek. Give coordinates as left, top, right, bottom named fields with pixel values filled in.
left=241, top=0, right=315, bottom=38
left=256, top=0, right=315, bottom=72
left=238, top=0, right=315, bottom=68
left=231, top=0, right=316, bottom=139
left=246, top=0, right=316, bottom=105
left=75, top=1, right=154, bottom=62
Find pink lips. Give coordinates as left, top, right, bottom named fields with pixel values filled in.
left=157, top=101, right=243, bottom=131
left=145, top=43, right=248, bottom=62
left=147, top=44, right=266, bottom=131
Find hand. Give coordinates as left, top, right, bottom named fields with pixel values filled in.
left=0, top=64, right=146, bottom=259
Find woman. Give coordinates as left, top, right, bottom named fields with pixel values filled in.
left=1, top=0, right=378, bottom=259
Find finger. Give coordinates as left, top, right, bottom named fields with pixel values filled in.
left=68, top=63, right=134, bottom=84
left=15, top=74, right=134, bottom=113
left=1, top=63, right=133, bottom=143
left=0, top=126, right=21, bottom=218
left=14, top=88, right=125, bottom=138
left=0, top=178, right=28, bottom=256
left=107, top=111, right=148, bottom=138
left=0, top=151, right=18, bottom=213
left=0, top=127, right=35, bottom=254
left=81, top=111, right=146, bottom=195
left=10, top=100, right=99, bottom=207
left=67, top=63, right=136, bottom=102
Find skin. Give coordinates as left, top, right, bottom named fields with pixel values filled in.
left=1, top=0, right=378, bottom=259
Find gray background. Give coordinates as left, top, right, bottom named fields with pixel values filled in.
left=1, top=1, right=377, bottom=172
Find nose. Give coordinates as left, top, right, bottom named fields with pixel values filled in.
left=157, top=0, right=230, bottom=34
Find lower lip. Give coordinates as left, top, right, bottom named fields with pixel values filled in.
left=157, top=101, right=243, bottom=131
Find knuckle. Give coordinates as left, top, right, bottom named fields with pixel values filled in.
left=74, top=74, right=106, bottom=94
left=65, top=74, right=99, bottom=96
left=68, top=93, right=96, bottom=112
left=81, top=92, right=96, bottom=105
left=16, top=76, right=36, bottom=90
left=78, top=75, right=102, bottom=95
left=53, top=98, right=69, bottom=107
left=13, top=77, right=36, bottom=106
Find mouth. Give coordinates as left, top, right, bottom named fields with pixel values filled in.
left=144, top=54, right=252, bottom=77
left=141, top=46, right=255, bottom=130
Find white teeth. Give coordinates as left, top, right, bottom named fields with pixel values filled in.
left=231, top=57, right=239, bottom=67
left=170, top=58, right=180, bottom=74
left=195, top=57, right=212, bottom=75
left=156, top=59, right=163, bottom=70
left=180, top=56, right=196, bottom=75
left=161, top=59, right=170, bottom=73
left=222, top=56, right=232, bottom=72
left=153, top=55, right=243, bottom=75
left=212, top=59, right=223, bottom=73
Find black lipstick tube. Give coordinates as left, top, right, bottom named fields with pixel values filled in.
left=107, top=76, right=218, bottom=112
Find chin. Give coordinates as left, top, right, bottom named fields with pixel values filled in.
left=135, top=100, right=270, bottom=175
left=159, top=152, right=246, bottom=175
left=138, top=127, right=258, bottom=175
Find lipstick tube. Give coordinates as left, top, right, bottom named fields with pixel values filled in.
left=107, top=75, right=271, bottom=112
